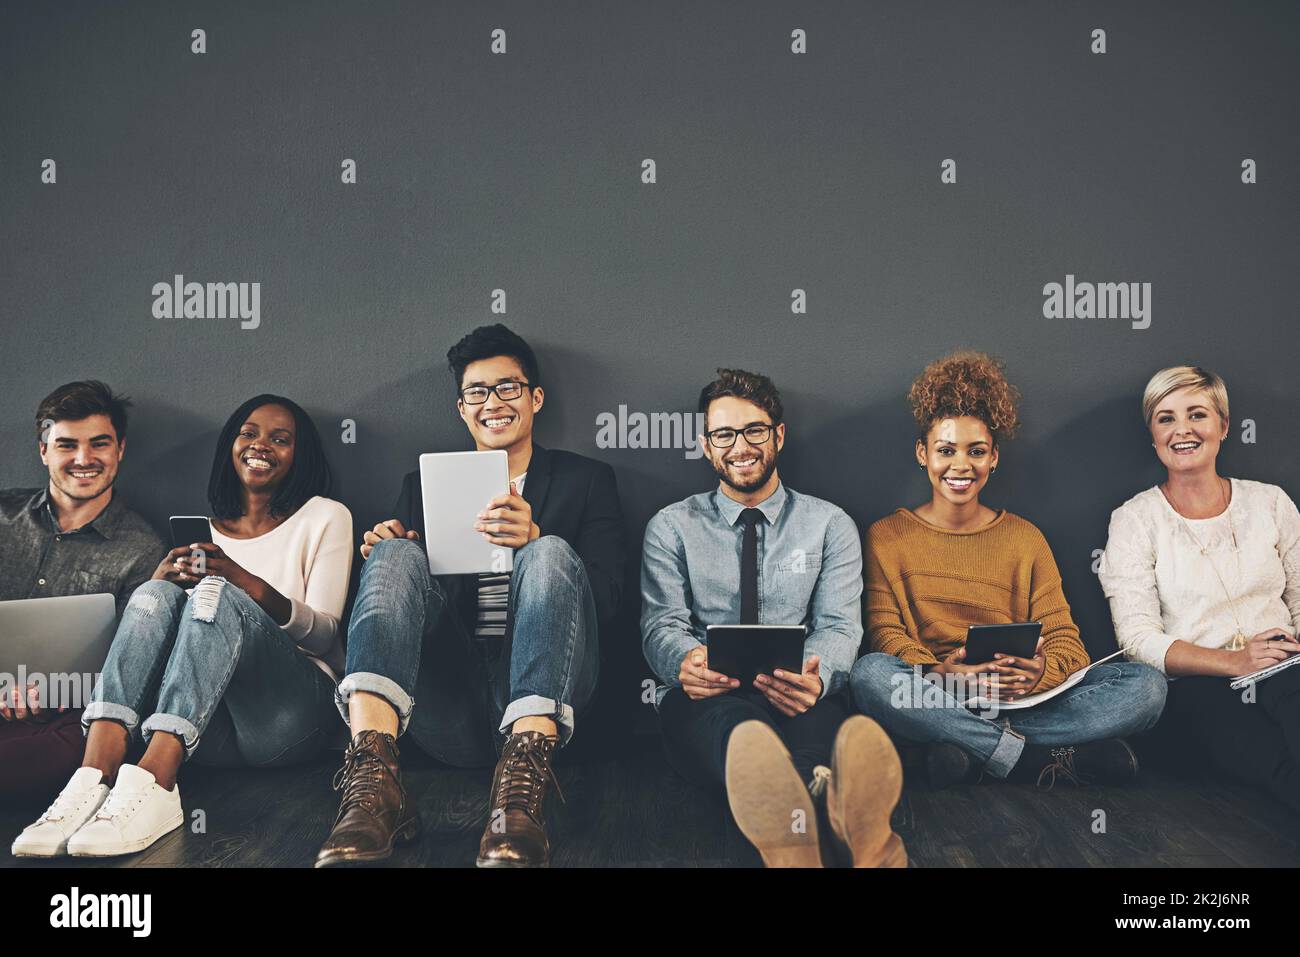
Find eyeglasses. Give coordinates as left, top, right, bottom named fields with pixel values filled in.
left=703, top=422, right=775, bottom=448
left=459, top=381, right=532, bottom=405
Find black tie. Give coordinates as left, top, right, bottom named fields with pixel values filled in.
left=739, top=508, right=763, bottom=624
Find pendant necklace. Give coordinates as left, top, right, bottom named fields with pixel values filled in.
left=1163, top=476, right=1248, bottom=650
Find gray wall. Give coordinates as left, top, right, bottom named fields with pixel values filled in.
left=3, top=0, right=1297, bottom=665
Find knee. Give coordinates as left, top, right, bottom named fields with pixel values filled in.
left=364, top=536, right=430, bottom=585
left=849, top=653, right=905, bottom=713
left=124, top=578, right=186, bottom=617
left=186, top=575, right=255, bottom=624
left=1125, top=662, right=1169, bottom=719
left=513, top=535, right=583, bottom=585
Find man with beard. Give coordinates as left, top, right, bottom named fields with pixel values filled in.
left=641, top=369, right=906, bottom=868
left=0, top=381, right=165, bottom=802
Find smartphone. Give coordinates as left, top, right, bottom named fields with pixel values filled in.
left=169, top=515, right=213, bottom=549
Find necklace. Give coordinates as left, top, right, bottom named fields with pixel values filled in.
left=1163, top=476, right=1248, bottom=649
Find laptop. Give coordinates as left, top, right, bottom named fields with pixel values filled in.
left=418, top=450, right=513, bottom=575
left=0, top=593, right=117, bottom=682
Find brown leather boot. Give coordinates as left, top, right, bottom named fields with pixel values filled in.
left=475, top=731, right=563, bottom=868
left=314, top=729, right=420, bottom=868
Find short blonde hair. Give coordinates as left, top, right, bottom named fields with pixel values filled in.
left=1141, top=366, right=1229, bottom=427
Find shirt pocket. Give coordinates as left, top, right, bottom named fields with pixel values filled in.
left=774, top=550, right=821, bottom=575
left=769, top=551, right=822, bottom=622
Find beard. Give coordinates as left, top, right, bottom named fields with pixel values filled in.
left=714, top=449, right=779, bottom=495
left=50, top=466, right=116, bottom=502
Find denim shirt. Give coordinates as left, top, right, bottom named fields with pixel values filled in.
left=640, top=481, right=863, bottom=707
left=0, top=487, right=166, bottom=618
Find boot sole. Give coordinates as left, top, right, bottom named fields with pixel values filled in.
left=314, top=814, right=421, bottom=868
left=725, top=720, right=822, bottom=868
left=474, top=852, right=550, bottom=868
left=829, top=716, right=908, bottom=868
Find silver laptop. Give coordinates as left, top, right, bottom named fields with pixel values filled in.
left=0, top=593, right=117, bottom=680
left=418, top=450, right=513, bottom=575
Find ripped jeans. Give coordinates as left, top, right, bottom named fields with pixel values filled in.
left=81, top=578, right=340, bottom=767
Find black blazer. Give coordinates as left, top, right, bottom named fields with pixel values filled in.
left=390, top=444, right=626, bottom=628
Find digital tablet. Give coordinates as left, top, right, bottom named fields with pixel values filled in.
left=963, top=622, right=1043, bottom=665
left=705, top=624, right=807, bottom=687
left=419, top=450, right=512, bottom=575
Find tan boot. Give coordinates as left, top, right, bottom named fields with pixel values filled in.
left=725, top=720, right=823, bottom=868
left=826, top=715, right=907, bottom=867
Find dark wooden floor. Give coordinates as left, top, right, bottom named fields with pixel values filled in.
left=3, top=739, right=1296, bottom=868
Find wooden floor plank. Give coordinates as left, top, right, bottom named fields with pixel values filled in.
left=1, top=747, right=1295, bottom=868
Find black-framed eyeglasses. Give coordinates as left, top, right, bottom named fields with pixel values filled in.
left=704, top=422, right=775, bottom=448
left=459, top=380, right=532, bottom=405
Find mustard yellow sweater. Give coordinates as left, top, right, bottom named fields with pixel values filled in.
left=865, top=508, right=1089, bottom=693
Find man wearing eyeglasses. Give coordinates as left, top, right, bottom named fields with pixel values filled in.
left=317, top=324, right=625, bottom=868
left=640, top=368, right=906, bottom=868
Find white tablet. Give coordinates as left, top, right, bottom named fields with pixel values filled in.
left=418, top=450, right=513, bottom=575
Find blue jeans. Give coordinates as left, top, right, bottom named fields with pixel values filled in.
left=849, top=652, right=1167, bottom=778
left=335, top=535, right=600, bottom=768
left=82, top=578, right=341, bottom=766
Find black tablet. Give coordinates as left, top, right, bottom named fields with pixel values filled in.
left=705, top=624, right=807, bottom=687
left=963, top=622, right=1043, bottom=665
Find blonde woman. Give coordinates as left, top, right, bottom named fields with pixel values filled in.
left=1100, top=366, right=1300, bottom=810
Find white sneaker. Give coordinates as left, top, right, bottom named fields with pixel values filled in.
left=11, top=767, right=111, bottom=858
left=66, top=764, right=184, bottom=857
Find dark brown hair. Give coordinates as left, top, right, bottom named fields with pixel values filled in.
left=698, top=368, right=784, bottom=424
left=35, top=380, right=132, bottom=444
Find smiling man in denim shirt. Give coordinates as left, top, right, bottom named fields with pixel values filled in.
left=641, top=368, right=906, bottom=868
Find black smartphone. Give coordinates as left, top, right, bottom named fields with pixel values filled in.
left=169, top=515, right=213, bottom=549
left=963, top=622, right=1043, bottom=665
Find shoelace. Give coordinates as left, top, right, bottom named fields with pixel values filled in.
left=93, top=789, right=147, bottom=824
left=331, top=735, right=397, bottom=816
left=493, top=736, right=564, bottom=823
left=1036, top=746, right=1088, bottom=790
left=38, top=788, right=94, bottom=825
left=807, top=765, right=831, bottom=800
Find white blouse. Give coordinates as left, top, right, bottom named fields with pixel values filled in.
left=1099, top=479, right=1300, bottom=674
left=209, top=495, right=353, bottom=679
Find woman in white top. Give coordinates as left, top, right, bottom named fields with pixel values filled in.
left=1099, top=366, right=1300, bottom=812
left=13, top=395, right=353, bottom=858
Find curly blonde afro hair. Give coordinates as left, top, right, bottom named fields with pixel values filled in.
left=908, top=351, right=1021, bottom=440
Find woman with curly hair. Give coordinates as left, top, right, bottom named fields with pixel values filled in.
left=849, top=352, right=1167, bottom=789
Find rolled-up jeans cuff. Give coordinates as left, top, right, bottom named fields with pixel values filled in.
left=500, top=695, right=574, bottom=747
left=81, top=701, right=139, bottom=738
left=335, top=672, right=414, bottom=737
left=141, top=713, right=202, bottom=760
left=984, top=724, right=1025, bottom=778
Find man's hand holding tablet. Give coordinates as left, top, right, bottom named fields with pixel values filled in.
left=360, top=518, right=420, bottom=561
left=678, top=647, right=740, bottom=700
left=475, top=480, right=540, bottom=548
left=754, top=654, right=823, bottom=716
